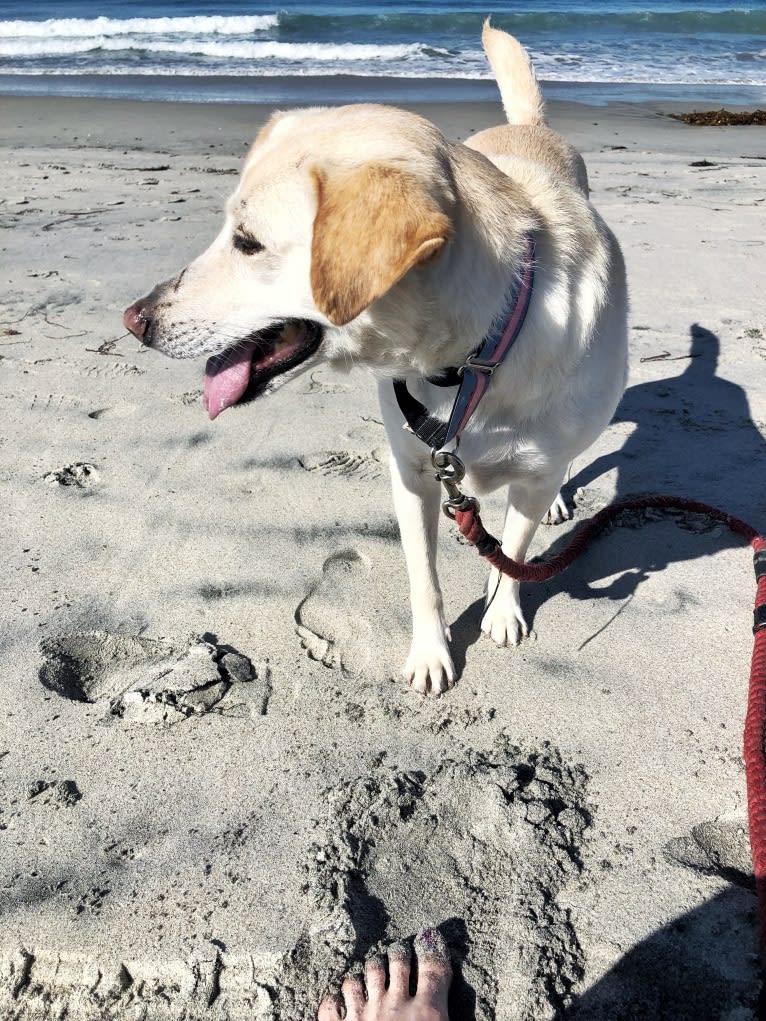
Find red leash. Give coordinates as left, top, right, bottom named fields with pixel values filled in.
left=453, top=495, right=766, bottom=953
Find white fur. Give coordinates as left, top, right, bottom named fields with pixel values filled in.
left=481, top=19, right=545, bottom=126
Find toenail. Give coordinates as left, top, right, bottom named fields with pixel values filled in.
left=415, top=927, right=450, bottom=962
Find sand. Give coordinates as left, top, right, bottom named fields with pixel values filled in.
left=0, top=92, right=765, bottom=1020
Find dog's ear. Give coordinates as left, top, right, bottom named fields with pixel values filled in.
left=310, top=163, right=453, bottom=327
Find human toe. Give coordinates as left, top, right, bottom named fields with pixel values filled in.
left=413, top=928, right=452, bottom=1010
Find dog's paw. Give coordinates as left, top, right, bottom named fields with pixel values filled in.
left=544, top=492, right=570, bottom=525
left=403, top=629, right=455, bottom=697
left=481, top=599, right=532, bottom=647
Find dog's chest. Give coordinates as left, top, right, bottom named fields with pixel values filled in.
left=458, top=432, right=557, bottom=494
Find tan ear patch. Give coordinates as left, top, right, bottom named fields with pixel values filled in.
left=310, top=163, right=453, bottom=327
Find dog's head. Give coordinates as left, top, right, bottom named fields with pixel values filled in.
left=123, top=104, right=456, bottom=420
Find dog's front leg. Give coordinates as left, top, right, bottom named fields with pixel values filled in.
left=481, top=472, right=566, bottom=646
left=389, top=452, right=455, bottom=695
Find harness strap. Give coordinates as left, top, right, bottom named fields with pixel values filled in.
left=393, top=378, right=450, bottom=450
left=394, top=233, right=536, bottom=450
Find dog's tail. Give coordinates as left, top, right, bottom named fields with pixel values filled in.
left=482, top=20, right=545, bottom=126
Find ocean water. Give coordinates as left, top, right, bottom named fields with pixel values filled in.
left=0, top=0, right=765, bottom=105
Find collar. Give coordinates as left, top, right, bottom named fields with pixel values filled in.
left=393, top=233, right=536, bottom=451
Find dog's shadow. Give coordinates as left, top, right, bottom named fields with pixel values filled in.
left=451, top=322, right=765, bottom=659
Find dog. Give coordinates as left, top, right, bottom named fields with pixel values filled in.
left=124, top=24, right=628, bottom=697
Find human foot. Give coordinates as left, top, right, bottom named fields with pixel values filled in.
left=318, top=928, right=452, bottom=1021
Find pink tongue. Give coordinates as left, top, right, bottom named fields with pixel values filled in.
left=203, top=343, right=256, bottom=421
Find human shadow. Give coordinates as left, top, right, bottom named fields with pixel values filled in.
left=566, top=885, right=759, bottom=1020
left=522, top=323, right=766, bottom=623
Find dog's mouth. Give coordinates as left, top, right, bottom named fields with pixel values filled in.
left=203, top=319, right=323, bottom=421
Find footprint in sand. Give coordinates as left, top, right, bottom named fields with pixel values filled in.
left=82, top=362, right=145, bottom=379
left=38, top=632, right=255, bottom=724
left=26, top=779, right=82, bottom=808
left=43, top=462, right=99, bottom=488
left=174, top=389, right=204, bottom=406
left=299, top=449, right=384, bottom=483
left=664, top=816, right=753, bottom=888
left=287, top=741, right=589, bottom=1021
left=29, top=393, right=82, bottom=413
left=295, top=550, right=375, bottom=674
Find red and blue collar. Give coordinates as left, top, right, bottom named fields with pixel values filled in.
left=393, top=233, right=536, bottom=450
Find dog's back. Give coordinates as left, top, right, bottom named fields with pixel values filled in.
left=465, top=23, right=589, bottom=196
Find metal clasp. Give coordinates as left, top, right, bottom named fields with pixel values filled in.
left=431, top=449, right=479, bottom=518
left=457, top=354, right=497, bottom=377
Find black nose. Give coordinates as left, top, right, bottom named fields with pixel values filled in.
left=123, top=300, right=151, bottom=340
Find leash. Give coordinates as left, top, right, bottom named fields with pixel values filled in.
left=434, top=449, right=766, bottom=957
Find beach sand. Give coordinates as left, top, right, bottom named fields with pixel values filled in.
left=1, top=93, right=764, bottom=1019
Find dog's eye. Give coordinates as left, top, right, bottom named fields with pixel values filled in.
left=233, top=232, right=264, bottom=255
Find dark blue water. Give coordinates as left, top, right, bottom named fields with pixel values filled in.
left=1, top=0, right=764, bottom=103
